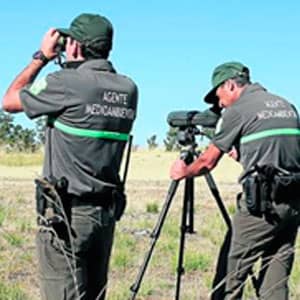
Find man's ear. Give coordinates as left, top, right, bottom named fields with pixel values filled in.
left=71, top=40, right=84, bottom=60
left=222, top=80, right=231, bottom=91
left=76, top=43, right=84, bottom=60
left=73, top=42, right=80, bottom=58
left=228, top=79, right=235, bottom=92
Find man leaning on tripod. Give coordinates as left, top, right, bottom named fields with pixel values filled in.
left=170, top=62, right=300, bottom=300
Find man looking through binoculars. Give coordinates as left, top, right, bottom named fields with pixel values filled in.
left=170, top=62, right=300, bottom=299
left=3, top=13, right=138, bottom=300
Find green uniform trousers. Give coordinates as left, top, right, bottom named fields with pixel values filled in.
left=225, top=194, right=299, bottom=300
left=36, top=202, right=115, bottom=300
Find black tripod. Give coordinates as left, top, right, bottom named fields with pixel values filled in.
left=129, top=142, right=232, bottom=300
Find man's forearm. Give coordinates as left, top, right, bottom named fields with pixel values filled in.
left=186, top=156, right=211, bottom=177
left=186, top=144, right=223, bottom=177
left=2, top=59, right=46, bottom=112
left=170, top=144, right=223, bottom=181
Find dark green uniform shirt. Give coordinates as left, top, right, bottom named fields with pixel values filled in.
left=20, top=59, right=138, bottom=196
left=212, top=83, right=300, bottom=179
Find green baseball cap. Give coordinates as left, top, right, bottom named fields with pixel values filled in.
left=204, top=62, right=250, bottom=103
left=57, top=13, right=113, bottom=52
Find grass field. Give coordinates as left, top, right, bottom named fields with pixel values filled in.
left=0, top=150, right=299, bottom=300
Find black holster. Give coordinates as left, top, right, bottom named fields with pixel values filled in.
left=35, top=176, right=70, bottom=226
left=271, top=173, right=300, bottom=205
left=112, top=185, right=127, bottom=221
left=243, top=165, right=300, bottom=215
left=242, top=165, right=277, bottom=216
left=242, top=176, right=261, bottom=215
left=243, top=176, right=273, bottom=216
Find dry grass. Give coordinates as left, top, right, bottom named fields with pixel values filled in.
left=0, top=150, right=299, bottom=300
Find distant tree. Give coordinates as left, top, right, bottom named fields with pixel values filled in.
left=147, top=134, right=158, bottom=150
left=7, top=124, right=36, bottom=152
left=0, top=110, right=14, bottom=144
left=163, top=126, right=180, bottom=151
left=21, top=128, right=37, bottom=152
left=35, top=116, right=47, bottom=145
left=0, top=109, right=38, bottom=152
left=9, top=124, right=23, bottom=151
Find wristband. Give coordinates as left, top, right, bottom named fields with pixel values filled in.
left=32, top=50, right=49, bottom=64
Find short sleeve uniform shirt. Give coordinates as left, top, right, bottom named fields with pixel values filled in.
left=211, top=83, right=300, bottom=178
left=20, top=59, right=138, bottom=196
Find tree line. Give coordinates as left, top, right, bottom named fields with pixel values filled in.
left=0, top=110, right=45, bottom=153
left=147, top=126, right=214, bottom=151
left=0, top=109, right=213, bottom=153
left=147, top=127, right=181, bottom=151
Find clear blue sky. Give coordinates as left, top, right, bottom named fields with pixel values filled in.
left=1, top=1, right=300, bottom=146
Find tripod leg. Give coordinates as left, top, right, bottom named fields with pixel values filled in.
left=186, top=177, right=195, bottom=233
left=175, top=178, right=193, bottom=300
left=211, top=229, right=232, bottom=300
left=204, top=173, right=232, bottom=230
left=129, top=180, right=180, bottom=300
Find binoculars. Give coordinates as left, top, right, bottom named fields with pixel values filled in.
left=55, top=36, right=67, bottom=53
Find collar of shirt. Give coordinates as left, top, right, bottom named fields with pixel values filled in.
left=224, top=83, right=267, bottom=114
left=239, top=83, right=267, bottom=99
left=78, top=59, right=116, bottom=73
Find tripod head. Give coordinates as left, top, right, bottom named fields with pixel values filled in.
left=176, top=125, right=200, bottom=147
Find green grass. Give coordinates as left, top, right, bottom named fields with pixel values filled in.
left=0, top=205, right=7, bottom=226
left=2, top=231, right=24, bottom=247
left=184, top=251, right=212, bottom=272
left=18, top=220, right=34, bottom=233
left=111, top=232, right=137, bottom=269
left=227, top=202, right=236, bottom=215
left=146, top=202, right=159, bottom=214
left=0, top=282, right=29, bottom=300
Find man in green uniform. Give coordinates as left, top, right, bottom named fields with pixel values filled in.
left=2, top=13, right=138, bottom=300
left=170, top=62, right=300, bottom=299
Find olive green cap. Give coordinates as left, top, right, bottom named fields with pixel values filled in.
left=204, top=62, right=250, bottom=103
left=57, top=13, right=113, bottom=52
